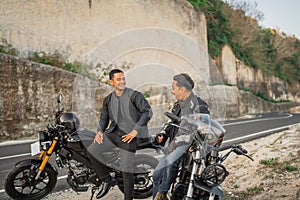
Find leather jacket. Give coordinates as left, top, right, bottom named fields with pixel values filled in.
left=97, top=88, right=153, bottom=139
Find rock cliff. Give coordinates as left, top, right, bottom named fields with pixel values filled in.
left=0, top=1, right=298, bottom=141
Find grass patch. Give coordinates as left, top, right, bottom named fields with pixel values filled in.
left=259, top=158, right=279, bottom=166
left=284, top=165, right=298, bottom=172
left=260, top=157, right=299, bottom=173
left=224, top=185, right=264, bottom=199
left=246, top=186, right=263, bottom=195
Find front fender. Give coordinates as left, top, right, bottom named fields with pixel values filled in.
left=193, top=178, right=224, bottom=197
left=15, top=159, right=58, bottom=175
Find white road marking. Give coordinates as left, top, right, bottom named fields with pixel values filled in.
left=0, top=153, right=31, bottom=160
left=222, top=123, right=299, bottom=144
left=223, top=113, right=293, bottom=126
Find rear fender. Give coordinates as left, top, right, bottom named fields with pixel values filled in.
left=15, top=159, right=58, bottom=175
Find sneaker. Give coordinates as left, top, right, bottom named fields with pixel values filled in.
left=154, top=192, right=168, bottom=200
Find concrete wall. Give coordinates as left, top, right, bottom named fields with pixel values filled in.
left=0, top=0, right=218, bottom=134
left=0, top=0, right=209, bottom=84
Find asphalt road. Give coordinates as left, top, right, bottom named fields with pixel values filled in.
left=0, top=112, right=299, bottom=199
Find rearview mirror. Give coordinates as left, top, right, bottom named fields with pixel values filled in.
left=57, top=94, right=62, bottom=103
left=164, top=112, right=181, bottom=122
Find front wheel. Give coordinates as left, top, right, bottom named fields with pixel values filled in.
left=5, top=165, right=57, bottom=200
left=118, top=154, right=158, bottom=199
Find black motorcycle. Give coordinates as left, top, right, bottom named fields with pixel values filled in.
left=4, top=94, right=159, bottom=200
left=161, top=112, right=254, bottom=200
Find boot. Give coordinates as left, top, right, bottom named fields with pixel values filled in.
left=96, top=175, right=117, bottom=199
left=154, top=192, right=168, bottom=200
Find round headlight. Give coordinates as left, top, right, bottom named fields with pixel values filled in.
left=201, top=164, right=228, bottom=186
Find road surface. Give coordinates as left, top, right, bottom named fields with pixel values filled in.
left=0, top=112, right=299, bottom=199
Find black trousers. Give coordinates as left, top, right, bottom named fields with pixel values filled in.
left=87, top=130, right=137, bottom=200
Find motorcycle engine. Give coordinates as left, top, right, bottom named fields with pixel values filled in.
left=66, top=160, right=91, bottom=192
left=73, top=171, right=89, bottom=185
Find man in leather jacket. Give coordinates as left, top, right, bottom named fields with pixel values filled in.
left=152, top=73, right=209, bottom=200
left=87, top=69, right=152, bottom=200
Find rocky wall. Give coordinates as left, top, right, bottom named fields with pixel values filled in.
left=0, top=53, right=110, bottom=141
left=220, top=45, right=300, bottom=103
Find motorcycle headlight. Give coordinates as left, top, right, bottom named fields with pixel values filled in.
left=38, top=131, right=50, bottom=143
left=38, top=131, right=52, bottom=150
left=201, top=164, right=228, bottom=186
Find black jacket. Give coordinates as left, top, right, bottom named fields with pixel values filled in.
left=164, top=93, right=210, bottom=143
left=97, top=88, right=153, bottom=139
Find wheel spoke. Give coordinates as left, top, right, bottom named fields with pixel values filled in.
left=13, top=184, right=24, bottom=187
left=14, top=177, right=24, bottom=181
left=20, top=187, right=24, bottom=194
left=29, top=186, right=42, bottom=195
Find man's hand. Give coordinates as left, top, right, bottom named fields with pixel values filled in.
left=94, top=131, right=104, bottom=144
left=157, top=135, right=164, bottom=144
left=122, top=130, right=138, bottom=143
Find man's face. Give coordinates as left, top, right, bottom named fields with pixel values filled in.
left=109, top=72, right=126, bottom=91
left=172, top=80, right=184, bottom=101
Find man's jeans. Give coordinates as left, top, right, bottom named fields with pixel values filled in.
left=152, top=145, right=187, bottom=198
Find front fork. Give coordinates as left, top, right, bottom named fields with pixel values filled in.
left=35, top=137, right=59, bottom=180
left=186, top=150, right=202, bottom=198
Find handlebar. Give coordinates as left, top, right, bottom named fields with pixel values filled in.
left=219, top=144, right=254, bottom=162
left=164, top=112, right=181, bottom=122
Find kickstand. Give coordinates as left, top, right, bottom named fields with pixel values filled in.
left=90, top=186, right=98, bottom=200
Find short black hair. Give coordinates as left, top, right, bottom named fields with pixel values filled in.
left=173, top=73, right=194, bottom=91
left=109, top=69, right=124, bottom=80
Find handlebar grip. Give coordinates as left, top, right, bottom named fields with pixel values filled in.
left=237, top=145, right=248, bottom=154
left=164, top=112, right=181, bottom=122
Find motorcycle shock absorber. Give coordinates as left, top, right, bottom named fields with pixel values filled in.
left=35, top=137, right=59, bottom=180
left=186, top=149, right=202, bottom=198
left=38, top=141, right=51, bottom=160
left=38, top=149, right=46, bottom=160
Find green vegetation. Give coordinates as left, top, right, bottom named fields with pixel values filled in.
left=29, top=51, right=64, bottom=67
left=246, top=186, right=263, bottom=196
left=224, top=185, right=264, bottom=199
left=253, top=91, right=291, bottom=103
left=284, top=165, right=298, bottom=172
left=0, top=38, right=18, bottom=56
left=0, top=39, right=88, bottom=76
left=238, top=87, right=291, bottom=103
left=143, top=93, right=150, bottom=98
left=28, top=51, right=86, bottom=74
left=259, top=157, right=299, bottom=173
left=259, top=158, right=279, bottom=166
left=64, top=61, right=83, bottom=74
left=188, top=0, right=300, bottom=83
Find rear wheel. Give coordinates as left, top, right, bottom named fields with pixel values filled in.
left=118, top=154, right=158, bottom=199
left=5, top=165, right=57, bottom=200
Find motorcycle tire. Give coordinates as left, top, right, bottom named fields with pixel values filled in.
left=118, top=154, right=158, bottom=199
left=5, top=165, right=57, bottom=200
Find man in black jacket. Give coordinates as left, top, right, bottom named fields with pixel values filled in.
left=87, top=69, right=153, bottom=200
left=152, top=73, right=209, bottom=200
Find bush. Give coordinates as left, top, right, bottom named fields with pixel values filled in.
left=188, top=0, right=300, bottom=84
left=0, top=38, right=18, bottom=56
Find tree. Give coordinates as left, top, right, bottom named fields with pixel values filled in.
left=223, top=0, right=264, bottom=22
